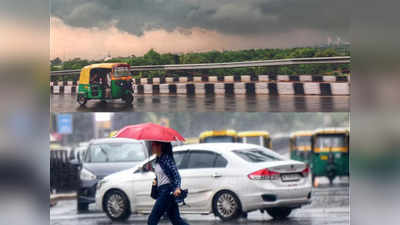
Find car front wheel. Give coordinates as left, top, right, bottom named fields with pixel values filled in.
left=103, top=190, right=131, bottom=221
left=266, top=207, right=292, bottom=220
left=213, top=191, right=242, bottom=221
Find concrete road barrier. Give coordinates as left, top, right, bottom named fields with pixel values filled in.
left=50, top=75, right=350, bottom=96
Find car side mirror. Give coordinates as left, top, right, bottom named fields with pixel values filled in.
left=142, top=163, right=153, bottom=173
left=134, top=166, right=143, bottom=173
left=70, top=159, right=82, bottom=166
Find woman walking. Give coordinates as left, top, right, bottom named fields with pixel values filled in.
left=148, top=141, right=189, bottom=225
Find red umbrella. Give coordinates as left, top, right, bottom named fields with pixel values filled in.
left=115, top=122, right=185, bottom=142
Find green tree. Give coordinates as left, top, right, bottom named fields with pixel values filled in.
left=144, top=49, right=161, bottom=65
left=51, top=57, right=62, bottom=66
left=63, top=58, right=90, bottom=70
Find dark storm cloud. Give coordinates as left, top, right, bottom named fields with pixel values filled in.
left=1, top=0, right=48, bottom=21
left=51, top=0, right=349, bottom=38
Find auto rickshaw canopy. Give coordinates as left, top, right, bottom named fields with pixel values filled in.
left=290, top=130, right=314, bottom=139
left=313, top=128, right=349, bottom=136
left=78, top=63, right=129, bottom=84
left=199, top=129, right=237, bottom=140
left=237, top=131, right=270, bottom=138
left=183, top=137, right=199, bottom=144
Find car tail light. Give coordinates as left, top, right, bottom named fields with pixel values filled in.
left=248, top=168, right=280, bottom=180
left=302, top=166, right=310, bottom=177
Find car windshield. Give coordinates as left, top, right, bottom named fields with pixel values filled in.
left=74, top=146, right=87, bottom=159
left=295, top=136, right=311, bottom=146
left=203, top=136, right=235, bottom=143
left=114, top=66, right=131, bottom=77
left=315, top=134, right=346, bottom=148
left=233, top=148, right=282, bottom=163
left=87, top=142, right=145, bottom=163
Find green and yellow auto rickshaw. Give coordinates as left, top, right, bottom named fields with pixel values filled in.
left=199, top=130, right=238, bottom=143
left=237, top=131, right=272, bottom=148
left=77, top=63, right=134, bottom=106
left=290, top=131, right=313, bottom=165
left=183, top=137, right=200, bottom=145
left=311, top=128, right=349, bottom=185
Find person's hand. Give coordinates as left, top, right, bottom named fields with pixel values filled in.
left=152, top=179, right=157, bottom=186
left=173, top=188, right=181, bottom=197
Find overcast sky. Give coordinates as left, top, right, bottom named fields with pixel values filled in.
left=50, top=0, right=350, bottom=60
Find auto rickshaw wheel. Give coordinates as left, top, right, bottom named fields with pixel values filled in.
left=328, top=176, right=335, bottom=186
left=77, top=95, right=87, bottom=106
left=312, top=174, right=316, bottom=187
left=327, top=170, right=335, bottom=186
left=123, top=93, right=133, bottom=105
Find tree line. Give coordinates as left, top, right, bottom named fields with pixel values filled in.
left=51, top=45, right=350, bottom=78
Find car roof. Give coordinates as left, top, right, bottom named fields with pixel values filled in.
left=173, top=142, right=265, bottom=154
left=89, top=138, right=143, bottom=145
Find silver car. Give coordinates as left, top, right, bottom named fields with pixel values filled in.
left=96, top=143, right=312, bottom=221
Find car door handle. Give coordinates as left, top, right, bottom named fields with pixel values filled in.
left=212, top=172, right=222, bottom=178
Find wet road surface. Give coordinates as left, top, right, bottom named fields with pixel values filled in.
left=51, top=95, right=349, bottom=112
left=50, top=182, right=349, bottom=225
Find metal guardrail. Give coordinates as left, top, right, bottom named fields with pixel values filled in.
left=51, top=56, right=350, bottom=76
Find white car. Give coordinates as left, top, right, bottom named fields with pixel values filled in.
left=95, top=143, right=312, bottom=221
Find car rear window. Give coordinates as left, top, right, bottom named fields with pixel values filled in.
left=233, top=149, right=282, bottom=162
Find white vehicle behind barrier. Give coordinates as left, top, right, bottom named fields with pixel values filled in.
left=95, top=143, right=312, bottom=221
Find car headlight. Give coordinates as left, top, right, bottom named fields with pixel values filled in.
left=80, top=168, right=96, bottom=181
left=96, top=179, right=107, bottom=190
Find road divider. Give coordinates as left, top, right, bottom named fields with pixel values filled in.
left=133, top=82, right=349, bottom=96
left=50, top=75, right=350, bottom=96
left=132, top=74, right=349, bottom=84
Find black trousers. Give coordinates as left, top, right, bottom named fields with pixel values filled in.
left=148, top=184, right=189, bottom=225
